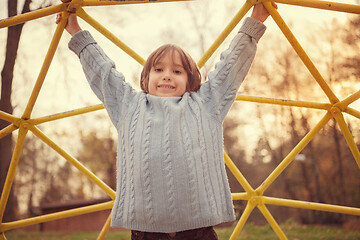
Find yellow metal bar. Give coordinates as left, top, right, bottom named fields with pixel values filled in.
left=258, top=204, right=288, bottom=240
left=97, top=212, right=112, bottom=240
left=345, top=107, right=360, bottom=120
left=0, top=124, right=18, bottom=140
left=256, top=112, right=333, bottom=195
left=0, top=201, right=113, bottom=232
left=77, top=8, right=145, bottom=65
left=230, top=202, right=255, bottom=240
left=264, top=1, right=339, bottom=104
left=0, top=232, right=6, bottom=240
left=263, top=196, right=360, bottom=216
left=232, top=192, right=249, bottom=200
left=0, top=4, right=66, bottom=29
left=275, top=0, right=360, bottom=14
left=224, top=151, right=255, bottom=194
left=0, top=111, right=19, bottom=124
left=83, top=0, right=191, bottom=7
left=30, top=104, right=104, bottom=125
left=22, top=12, right=68, bottom=119
left=336, top=90, right=360, bottom=111
left=197, top=0, right=253, bottom=69
left=29, top=125, right=116, bottom=199
left=331, top=109, right=360, bottom=168
left=0, top=126, right=28, bottom=221
left=236, top=94, right=331, bottom=110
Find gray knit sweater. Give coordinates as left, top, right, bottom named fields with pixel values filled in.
left=69, top=17, right=266, bottom=233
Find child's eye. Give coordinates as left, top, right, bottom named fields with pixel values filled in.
left=154, top=68, right=163, bottom=72
left=174, top=70, right=182, bottom=74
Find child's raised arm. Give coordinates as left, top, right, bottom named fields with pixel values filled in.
left=56, top=13, right=82, bottom=36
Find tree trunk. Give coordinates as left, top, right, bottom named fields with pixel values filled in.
left=0, top=0, right=31, bottom=222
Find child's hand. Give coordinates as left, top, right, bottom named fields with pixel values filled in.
left=251, top=2, right=278, bottom=23
left=56, top=13, right=82, bottom=36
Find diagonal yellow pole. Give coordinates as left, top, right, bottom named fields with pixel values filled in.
left=22, top=12, right=68, bottom=119
left=0, top=124, right=18, bottom=140
left=30, top=125, right=116, bottom=199
left=336, top=89, right=360, bottom=111
left=230, top=202, right=255, bottom=240
left=224, top=152, right=255, bottom=194
left=256, top=112, right=333, bottom=195
left=258, top=203, right=288, bottom=240
left=97, top=212, right=112, bottom=240
left=0, top=232, right=6, bottom=240
left=0, top=125, right=28, bottom=221
left=77, top=8, right=146, bottom=65
left=197, top=0, right=253, bottom=69
left=331, top=108, right=360, bottom=168
left=345, top=107, right=360, bottom=119
left=263, top=1, right=339, bottom=104
left=0, top=111, right=19, bottom=124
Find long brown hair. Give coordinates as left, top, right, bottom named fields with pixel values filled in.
left=140, top=44, right=201, bottom=93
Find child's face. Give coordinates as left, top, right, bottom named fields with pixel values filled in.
left=148, top=50, right=188, bottom=97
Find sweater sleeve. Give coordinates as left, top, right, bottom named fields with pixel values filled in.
left=68, top=30, right=137, bottom=127
left=198, top=17, right=266, bottom=121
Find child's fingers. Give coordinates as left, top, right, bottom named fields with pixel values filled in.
left=271, top=2, right=278, bottom=10
left=56, top=13, right=62, bottom=24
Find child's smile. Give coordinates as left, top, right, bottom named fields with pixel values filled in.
left=148, top=50, right=188, bottom=97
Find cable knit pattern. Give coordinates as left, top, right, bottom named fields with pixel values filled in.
left=128, top=97, right=142, bottom=224
left=114, top=121, right=127, bottom=223
left=162, top=101, right=177, bottom=223
left=142, top=103, right=154, bottom=225
left=180, top=109, right=199, bottom=219
left=68, top=17, right=266, bottom=233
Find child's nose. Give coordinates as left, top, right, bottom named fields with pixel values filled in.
left=162, top=70, right=171, bottom=80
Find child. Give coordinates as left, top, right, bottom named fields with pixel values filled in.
left=57, top=2, right=275, bottom=239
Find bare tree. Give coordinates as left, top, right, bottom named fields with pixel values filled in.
left=0, top=0, right=31, bottom=222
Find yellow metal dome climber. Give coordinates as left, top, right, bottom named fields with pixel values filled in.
left=0, top=0, right=360, bottom=239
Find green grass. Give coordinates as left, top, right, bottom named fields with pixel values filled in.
left=6, top=222, right=360, bottom=240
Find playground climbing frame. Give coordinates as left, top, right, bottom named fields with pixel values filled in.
left=0, top=0, right=360, bottom=239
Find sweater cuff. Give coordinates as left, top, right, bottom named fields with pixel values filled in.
left=68, top=30, right=97, bottom=57
left=239, top=17, right=266, bottom=42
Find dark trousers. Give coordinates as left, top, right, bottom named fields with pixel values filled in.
left=131, top=226, right=219, bottom=240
